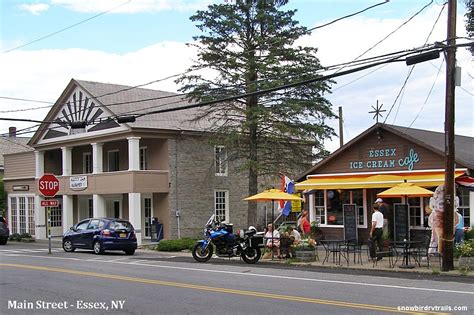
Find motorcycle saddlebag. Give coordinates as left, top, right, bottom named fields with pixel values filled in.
left=249, top=233, right=265, bottom=249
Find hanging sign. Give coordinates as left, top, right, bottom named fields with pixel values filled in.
left=70, top=176, right=88, bottom=190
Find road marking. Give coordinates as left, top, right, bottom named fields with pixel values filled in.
left=0, top=263, right=438, bottom=314
left=0, top=248, right=62, bottom=253
left=2, top=253, right=472, bottom=296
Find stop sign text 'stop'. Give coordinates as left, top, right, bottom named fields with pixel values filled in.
left=38, top=174, right=60, bottom=197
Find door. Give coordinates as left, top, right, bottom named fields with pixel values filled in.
left=114, top=201, right=120, bottom=218
left=143, top=197, right=152, bottom=238
left=70, top=219, right=90, bottom=248
left=81, top=219, right=101, bottom=248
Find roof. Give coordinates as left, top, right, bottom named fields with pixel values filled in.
left=0, top=137, right=33, bottom=169
left=75, top=80, right=213, bottom=132
left=297, top=123, right=474, bottom=181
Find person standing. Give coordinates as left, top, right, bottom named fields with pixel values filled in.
left=299, top=210, right=310, bottom=236
left=369, top=203, right=384, bottom=261
left=375, top=198, right=388, bottom=233
left=454, top=210, right=464, bottom=245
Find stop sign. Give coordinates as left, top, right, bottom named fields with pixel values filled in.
left=39, top=174, right=60, bottom=197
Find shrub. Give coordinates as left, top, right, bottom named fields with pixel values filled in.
left=455, top=240, right=474, bottom=258
left=464, top=228, right=474, bottom=241
left=9, top=233, right=21, bottom=241
left=156, top=238, right=196, bottom=252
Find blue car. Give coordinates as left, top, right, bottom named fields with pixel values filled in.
left=62, top=218, right=137, bottom=255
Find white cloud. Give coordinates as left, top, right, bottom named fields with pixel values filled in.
left=19, top=3, right=50, bottom=15
left=50, top=0, right=212, bottom=13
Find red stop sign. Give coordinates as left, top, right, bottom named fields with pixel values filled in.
left=39, top=174, right=60, bottom=197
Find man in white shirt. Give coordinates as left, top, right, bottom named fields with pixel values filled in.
left=369, top=203, right=384, bottom=261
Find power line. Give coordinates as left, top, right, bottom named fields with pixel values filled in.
left=2, top=1, right=131, bottom=54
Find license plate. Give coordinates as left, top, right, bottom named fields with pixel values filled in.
left=119, top=233, right=126, bottom=238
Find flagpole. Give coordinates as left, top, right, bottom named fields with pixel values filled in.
left=271, top=199, right=275, bottom=261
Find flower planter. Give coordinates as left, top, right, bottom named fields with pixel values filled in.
left=295, top=249, right=316, bottom=262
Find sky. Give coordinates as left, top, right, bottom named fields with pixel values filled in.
left=0, top=0, right=472, bottom=153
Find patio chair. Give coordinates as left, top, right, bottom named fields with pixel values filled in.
left=339, top=239, right=363, bottom=265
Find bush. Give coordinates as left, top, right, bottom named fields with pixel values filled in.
left=156, top=238, right=196, bottom=252
left=464, top=228, right=474, bottom=241
left=9, top=233, right=34, bottom=242
left=9, top=233, right=21, bottom=241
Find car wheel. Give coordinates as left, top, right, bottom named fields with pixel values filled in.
left=62, top=239, right=75, bottom=252
left=93, top=240, right=104, bottom=255
left=0, top=237, right=7, bottom=245
left=124, top=249, right=135, bottom=255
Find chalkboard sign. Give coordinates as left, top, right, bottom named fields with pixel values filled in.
left=393, top=203, right=409, bottom=242
left=343, top=204, right=358, bottom=242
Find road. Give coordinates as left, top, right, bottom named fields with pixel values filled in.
left=0, top=241, right=473, bottom=314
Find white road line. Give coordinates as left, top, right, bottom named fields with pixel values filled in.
left=1, top=253, right=472, bottom=296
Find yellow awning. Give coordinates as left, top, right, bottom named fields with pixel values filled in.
left=295, top=170, right=465, bottom=191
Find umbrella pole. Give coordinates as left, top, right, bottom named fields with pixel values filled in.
left=271, top=199, right=275, bottom=261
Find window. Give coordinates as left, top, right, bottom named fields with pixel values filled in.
left=458, top=187, right=470, bottom=227
left=75, top=220, right=90, bottom=231
left=83, top=152, right=92, bottom=173
left=28, top=197, right=35, bottom=236
left=88, top=219, right=100, bottom=230
left=113, top=201, right=120, bottom=218
left=313, top=189, right=365, bottom=227
left=107, top=150, right=119, bottom=172
left=10, top=198, right=17, bottom=234
left=214, top=146, right=227, bottom=176
left=408, top=197, right=422, bottom=227
left=314, top=190, right=325, bottom=225
left=144, top=198, right=152, bottom=237
left=88, top=199, right=93, bottom=218
left=215, top=190, right=229, bottom=222
left=19, top=197, right=26, bottom=234
left=140, top=147, right=148, bottom=170
left=50, top=205, right=62, bottom=227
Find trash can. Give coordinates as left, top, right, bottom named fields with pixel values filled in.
left=150, top=217, right=163, bottom=242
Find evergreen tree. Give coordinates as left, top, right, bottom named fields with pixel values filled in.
left=466, top=0, right=473, bottom=54
left=177, top=0, right=335, bottom=224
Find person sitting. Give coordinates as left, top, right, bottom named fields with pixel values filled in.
left=287, top=226, right=301, bottom=258
left=264, top=224, right=281, bottom=258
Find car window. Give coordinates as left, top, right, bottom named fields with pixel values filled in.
left=98, top=220, right=105, bottom=229
left=88, top=219, right=100, bottom=230
left=111, top=221, right=133, bottom=230
left=76, top=220, right=90, bottom=231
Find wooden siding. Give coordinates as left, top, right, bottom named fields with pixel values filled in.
left=4, top=152, right=35, bottom=178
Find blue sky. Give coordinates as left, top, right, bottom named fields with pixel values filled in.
left=0, top=0, right=472, bottom=152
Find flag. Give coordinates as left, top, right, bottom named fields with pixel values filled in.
left=279, top=175, right=295, bottom=217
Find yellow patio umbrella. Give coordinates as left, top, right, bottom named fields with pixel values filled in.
left=377, top=182, right=434, bottom=198
left=377, top=182, right=433, bottom=243
left=244, top=189, right=303, bottom=260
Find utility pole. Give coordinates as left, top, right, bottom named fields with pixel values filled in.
left=338, top=106, right=344, bottom=147
left=442, top=0, right=456, bottom=272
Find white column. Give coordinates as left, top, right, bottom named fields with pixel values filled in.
left=62, top=195, right=74, bottom=233
left=34, top=150, right=44, bottom=178
left=93, top=194, right=106, bottom=218
left=61, top=147, right=72, bottom=176
left=309, top=193, right=315, bottom=223
left=128, top=192, right=142, bottom=245
left=127, top=137, right=141, bottom=171
left=92, top=143, right=104, bottom=174
left=34, top=195, right=47, bottom=239
left=470, top=191, right=474, bottom=228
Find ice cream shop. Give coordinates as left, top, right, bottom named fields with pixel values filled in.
left=295, top=123, right=474, bottom=242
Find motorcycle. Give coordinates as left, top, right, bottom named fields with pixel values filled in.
left=192, top=215, right=264, bottom=264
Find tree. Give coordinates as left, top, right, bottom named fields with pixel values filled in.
left=177, top=0, right=336, bottom=225
left=466, top=0, right=473, bottom=54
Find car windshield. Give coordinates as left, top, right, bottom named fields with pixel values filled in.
left=111, top=221, right=133, bottom=231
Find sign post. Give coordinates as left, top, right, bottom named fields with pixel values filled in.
left=38, top=174, right=60, bottom=254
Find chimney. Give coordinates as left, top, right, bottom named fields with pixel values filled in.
left=9, top=126, right=17, bottom=137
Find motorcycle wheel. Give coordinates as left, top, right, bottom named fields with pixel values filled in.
left=192, top=242, right=213, bottom=262
left=241, top=247, right=261, bottom=264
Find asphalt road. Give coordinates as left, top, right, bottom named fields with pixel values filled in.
left=0, top=242, right=473, bottom=315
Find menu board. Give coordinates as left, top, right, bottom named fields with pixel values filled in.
left=394, top=203, right=409, bottom=242
left=343, top=204, right=358, bottom=242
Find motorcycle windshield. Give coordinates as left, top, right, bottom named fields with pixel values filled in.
left=205, top=215, right=215, bottom=227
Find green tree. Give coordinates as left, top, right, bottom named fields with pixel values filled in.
left=177, top=0, right=335, bottom=225
left=466, top=0, right=473, bottom=54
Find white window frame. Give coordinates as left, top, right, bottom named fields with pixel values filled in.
left=8, top=194, right=36, bottom=236
left=214, top=190, right=229, bottom=223
left=83, top=152, right=92, bottom=174
left=143, top=197, right=152, bottom=238
left=107, top=150, right=120, bottom=172
left=140, top=146, right=148, bottom=170
left=408, top=196, right=425, bottom=229
left=214, top=146, right=228, bottom=176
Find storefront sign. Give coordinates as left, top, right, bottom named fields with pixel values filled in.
left=349, top=148, right=420, bottom=171
left=70, top=176, right=88, bottom=190
left=12, top=185, right=29, bottom=191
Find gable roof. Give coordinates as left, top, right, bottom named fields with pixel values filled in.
left=0, top=137, right=33, bottom=170
left=297, top=123, right=474, bottom=181
left=29, top=79, right=213, bottom=145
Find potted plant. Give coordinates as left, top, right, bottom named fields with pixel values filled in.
left=293, top=238, right=317, bottom=261
left=456, top=240, right=474, bottom=269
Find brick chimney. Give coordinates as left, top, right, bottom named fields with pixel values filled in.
left=9, top=126, right=17, bottom=137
